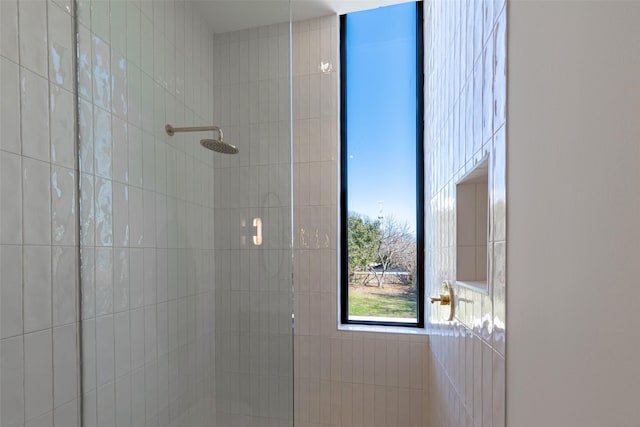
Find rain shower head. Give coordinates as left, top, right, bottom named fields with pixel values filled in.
left=200, top=138, right=238, bottom=154
left=165, top=124, right=238, bottom=154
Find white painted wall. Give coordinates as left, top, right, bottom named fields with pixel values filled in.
left=507, top=1, right=640, bottom=425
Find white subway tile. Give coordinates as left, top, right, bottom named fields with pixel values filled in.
left=141, top=132, right=155, bottom=190
left=82, top=318, right=96, bottom=392
left=0, top=245, right=22, bottom=338
left=25, top=411, right=53, bottom=427
left=143, top=247, right=156, bottom=305
left=410, top=342, right=423, bottom=390
left=48, top=2, right=73, bottom=91
left=0, top=152, right=22, bottom=244
left=398, top=387, right=412, bottom=427
left=0, top=56, right=21, bottom=154
left=50, top=85, right=76, bottom=168
left=113, top=248, right=130, bottom=312
left=112, top=182, right=129, bottom=247
left=143, top=190, right=157, bottom=247
left=77, top=23, right=93, bottom=101
left=91, top=0, right=110, bottom=43
left=52, top=246, right=77, bottom=326
left=51, top=166, right=77, bottom=245
left=492, top=241, right=506, bottom=356
left=18, top=0, right=48, bottom=77
left=129, top=248, right=144, bottom=308
left=320, top=72, right=334, bottom=117
left=96, top=381, right=116, bottom=427
left=488, top=351, right=504, bottom=427
left=21, top=67, right=50, bottom=162
left=386, top=386, right=399, bottom=427
left=94, top=107, right=113, bottom=180
left=0, top=335, right=24, bottom=426
left=465, top=329, right=475, bottom=411
left=482, top=342, right=493, bottom=427
left=308, top=29, right=320, bottom=75
left=131, top=368, right=145, bottom=426
left=126, top=2, right=141, bottom=68
left=144, top=305, right=157, bottom=363
left=127, top=66, right=142, bottom=130
left=140, top=15, right=154, bottom=78
left=114, top=375, right=132, bottom=427
left=53, top=323, right=78, bottom=407
left=23, top=157, right=51, bottom=245
left=113, top=311, right=131, bottom=378
left=361, top=383, right=374, bottom=426
left=128, top=186, right=143, bottom=248
left=385, top=341, right=399, bottom=387
left=130, top=308, right=145, bottom=369
left=482, top=38, right=494, bottom=146
left=95, top=247, right=114, bottom=316
left=0, top=0, right=19, bottom=61
left=96, top=314, right=115, bottom=386
left=78, top=97, right=94, bottom=173
left=472, top=335, right=483, bottom=422
left=24, top=329, right=53, bottom=420
left=410, top=385, right=423, bottom=426
left=111, top=54, right=128, bottom=125
left=492, top=126, right=506, bottom=243
left=54, top=398, right=79, bottom=427
left=374, top=385, right=386, bottom=427
left=92, top=35, right=112, bottom=112
left=81, top=248, right=95, bottom=319
left=82, top=388, right=96, bottom=427
left=23, top=245, right=52, bottom=332
left=110, top=1, right=127, bottom=56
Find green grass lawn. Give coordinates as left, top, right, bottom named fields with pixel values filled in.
left=349, top=292, right=416, bottom=318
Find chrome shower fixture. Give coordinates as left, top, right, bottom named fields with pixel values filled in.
left=164, top=124, right=239, bottom=154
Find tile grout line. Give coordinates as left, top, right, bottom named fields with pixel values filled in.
left=15, top=0, right=28, bottom=423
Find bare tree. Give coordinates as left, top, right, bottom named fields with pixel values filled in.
left=369, top=216, right=416, bottom=288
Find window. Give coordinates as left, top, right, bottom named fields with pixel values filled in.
left=340, top=2, right=424, bottom=327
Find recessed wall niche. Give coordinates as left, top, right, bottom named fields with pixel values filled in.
left=456, top=158, right=489, bottom=290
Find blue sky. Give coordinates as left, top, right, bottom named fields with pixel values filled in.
left=345, top=2, right=417, bottom=234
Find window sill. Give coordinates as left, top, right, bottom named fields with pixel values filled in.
left=338, top=323, right=428, bottom=335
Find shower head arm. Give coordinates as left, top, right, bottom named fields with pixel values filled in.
left=165, top=124, right=223, bottom=140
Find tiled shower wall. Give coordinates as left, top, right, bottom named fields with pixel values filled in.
left=1, top=0, right=80, bottom=425
left=76, top=0, right=217, bottom=425
left=424, top=0, right=507, bottom=426
left=291, top=16, right=431, bottom=427
left=211, top=21, right=294, bottom=427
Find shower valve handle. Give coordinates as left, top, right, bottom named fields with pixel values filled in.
left=430, top=295, right=451, bottom=305
left=431, top=281, right=455, bottom=321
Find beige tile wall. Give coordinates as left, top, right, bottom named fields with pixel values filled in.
left=424, top=0, right=506, bottom=426
left=291, top=15, right=431, bottom=427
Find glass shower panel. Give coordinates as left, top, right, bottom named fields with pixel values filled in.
left=76, top=0, right=292, bottom=425
left=211, top=20, right=293, bottom=426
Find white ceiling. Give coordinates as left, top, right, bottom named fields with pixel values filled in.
left=194, top=0, right=414, bottom=34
